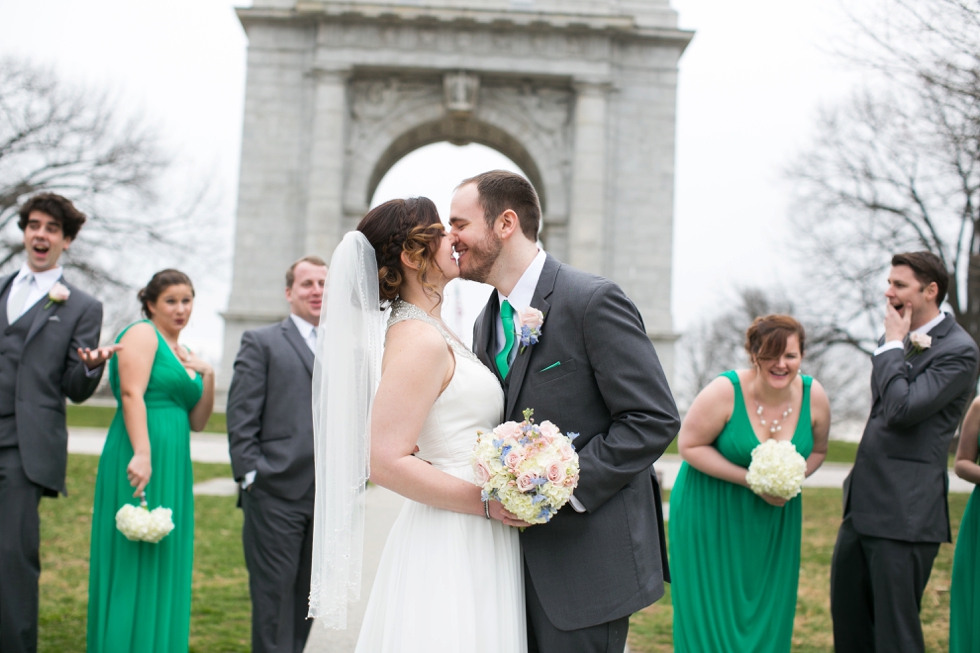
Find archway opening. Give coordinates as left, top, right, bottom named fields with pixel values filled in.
left=371, top=141, right=531, bottom=344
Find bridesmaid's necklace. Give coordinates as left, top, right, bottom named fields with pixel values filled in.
left=755, top=402, right=793, bottom=434
left=752, top=376, right=793, bottom=434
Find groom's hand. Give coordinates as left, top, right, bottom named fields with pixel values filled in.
left=489, top=501, right=533, bottom=528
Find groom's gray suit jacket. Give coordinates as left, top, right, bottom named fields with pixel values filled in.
left=844, top=313, right=979, bottom=543
left=0, top=272, right=103, bottom=495
left=474, top=255, right=680, bottom=631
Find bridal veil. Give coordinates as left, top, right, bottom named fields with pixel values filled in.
left=308, top=231, right=383, bottom=628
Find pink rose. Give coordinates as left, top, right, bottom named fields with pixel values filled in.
left=538, top=421, right=560, bottom=442
left=48, top=282, right=70, bottom=303
left=520, top=307, right=544, bottom=331
left=558, top=443, right=575, bottom=462
left=546, top=461, right=566, bottom=485
left=516, top=472, right=537, bottom=493
left=474, top=457, right=491, bottom=485
left=504, top=448, right=525, bottom=471
left=494, top=421, right=523, bottom=441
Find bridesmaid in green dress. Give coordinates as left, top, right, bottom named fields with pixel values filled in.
left=669, top=315, right=831, bottom=653
left=87, top=270, right=215, bottom=653
left=951, top=396, right=980, bottom=652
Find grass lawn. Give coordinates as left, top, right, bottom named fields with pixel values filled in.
left=37, top=454, right=249, bottom=653
left=67, top=404, right=227, bottom=434
left=39, top=454, right=971, bottom=652
left=627, top=488, right=970, bottom=653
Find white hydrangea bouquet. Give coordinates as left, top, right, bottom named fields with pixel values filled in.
left=115, top=492, right=175, bottom=543
left=745, top=439, right=808, bottom=501
left=472, top=409, right=580, bottom=525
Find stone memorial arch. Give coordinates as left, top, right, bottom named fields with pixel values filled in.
left=221, top=0, right=692, bottom=386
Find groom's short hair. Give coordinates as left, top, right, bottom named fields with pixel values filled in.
left=892, top=251, right=948, bottom=307
left=460, top=170, right=540, bottom=241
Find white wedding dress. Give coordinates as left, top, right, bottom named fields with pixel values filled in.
left=354, top=301, right=526, bottom=653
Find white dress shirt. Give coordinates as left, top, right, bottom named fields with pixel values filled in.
left=7, top=264, right=63, bottom=321
left=289, top=313, right=318, bottom=353
left=495, top=248, right=548, bottom=360
left=873, top=311, right=946, bottom=356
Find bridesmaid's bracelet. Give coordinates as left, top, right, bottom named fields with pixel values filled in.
left=483, top=498, right=491, bottom=520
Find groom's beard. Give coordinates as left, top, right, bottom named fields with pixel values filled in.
left=459, top=230, right=502, bottom=283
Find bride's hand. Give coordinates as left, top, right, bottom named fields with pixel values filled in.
left=490, top=501, right=534, bottom=528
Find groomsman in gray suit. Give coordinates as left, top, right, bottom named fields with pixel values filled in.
left=451, top=171, right=679, bottom=653
left=0, top=193, right=118, bottom=653
left=227, top=256, right=327, bottom=653
left=831, top=251, right=980, bottom=653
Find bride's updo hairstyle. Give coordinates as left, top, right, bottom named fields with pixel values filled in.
left=356, top=197, right=446, bottom=306
left=744, top=314, right=806, bottom=363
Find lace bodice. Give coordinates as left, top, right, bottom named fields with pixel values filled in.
left=386, top=300, right=504, bottom=473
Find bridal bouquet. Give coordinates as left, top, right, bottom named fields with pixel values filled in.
left=745, top=439, right=807, bottom=501
left=472, top=409, right=580, bottom=525
left=115, top=493, right=175, bottom=543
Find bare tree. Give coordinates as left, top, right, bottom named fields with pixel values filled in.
left=0, top=56, right=215, bottom=314
left=788, top=0, right=980, bottom=351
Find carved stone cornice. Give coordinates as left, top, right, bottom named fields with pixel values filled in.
left=237, top=3, right=694, bottom=49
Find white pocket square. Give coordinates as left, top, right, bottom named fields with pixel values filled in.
left=47, top=316, right=60, bottom=322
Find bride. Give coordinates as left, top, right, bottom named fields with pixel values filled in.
left=308, top=197, right=527, bottom=652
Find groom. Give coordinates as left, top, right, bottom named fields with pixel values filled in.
left=451, top=170, right=680, bottom=652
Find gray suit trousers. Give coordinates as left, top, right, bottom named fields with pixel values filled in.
left=525, top=562, right=629, bottom=653
left=0, top=446, right=43, bottom=653
left=242, top=484, right=315, bottom=653
left=831, top=515, right=939, bottom=653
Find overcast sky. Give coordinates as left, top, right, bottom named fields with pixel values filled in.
left=0, top=0, right=865, bottom=362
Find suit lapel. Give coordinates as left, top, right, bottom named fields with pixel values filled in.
left=24, top=276, right=66, bottom=346
left=504, top=255, right=559, bottom=417
left=282, top=318, right=314, bottom=376
left=474, top=290, right=502, bottom=383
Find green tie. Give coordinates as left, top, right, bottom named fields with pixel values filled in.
left=495, top=300, right=515, bottom=378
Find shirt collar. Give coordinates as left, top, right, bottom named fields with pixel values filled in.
left=289, top=313, right=317, bottom=339
left=498, top=249, right=547, bottom=314
left=915, top=311, right=946, bottom=336
left=15, top=264, right=63, bottom=291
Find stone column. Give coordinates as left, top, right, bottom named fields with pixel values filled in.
left=567, top=80, right=610, bottom=276
left=304, top=67, right=351, bottom=261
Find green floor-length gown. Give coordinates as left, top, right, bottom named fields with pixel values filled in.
left=669, top=370, right=813, bottom=653
left=950, top=486, right=980, bottom=652
left=87, top=321, right=203, bottom=653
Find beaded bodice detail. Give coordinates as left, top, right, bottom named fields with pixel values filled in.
left=387, top=300, right=482, bottom=367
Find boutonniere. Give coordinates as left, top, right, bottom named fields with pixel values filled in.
left=517, top=307, right=544, bottom=353
left=906, top=332, right=932, bottom=360
left=44, top=282, right=70, bottom=310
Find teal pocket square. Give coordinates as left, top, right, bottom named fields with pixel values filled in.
left=538, top=361, right=561, bottom=373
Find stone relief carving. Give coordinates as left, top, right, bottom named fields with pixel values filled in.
left=444, top=71, right=480, bottom=116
